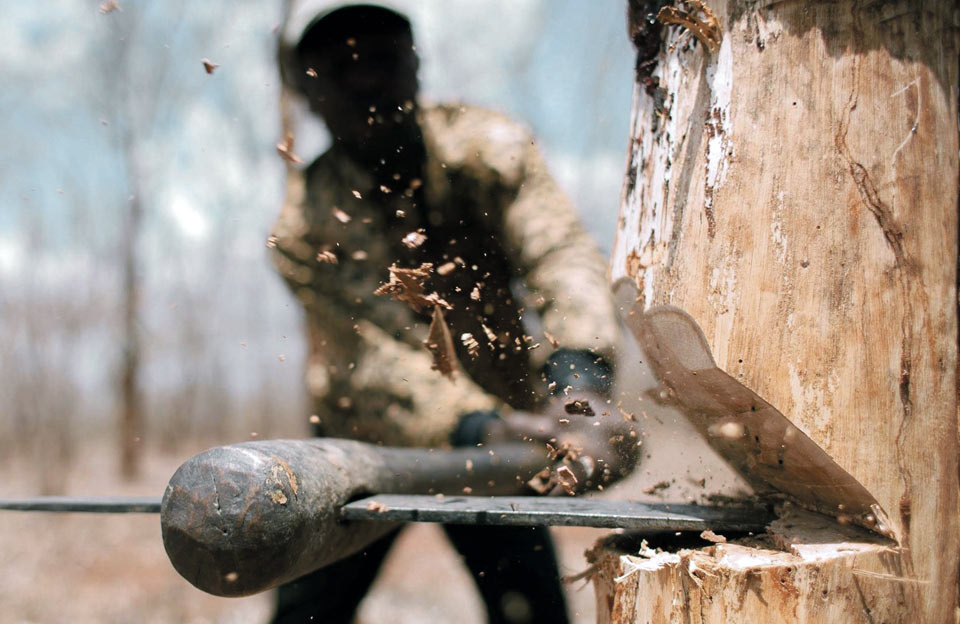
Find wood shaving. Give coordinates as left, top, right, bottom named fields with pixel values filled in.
left=316, top=250, right=338, bottom=264
left=305, top=67, right=318, bottom=78
left=275, top=132, right=303, bottom=164
left=374, top=263, right=451, bottom=312
left=351, top=190, right=362, bottom=199
left=98, top=0, right=120, bottom=13
left=202, top=58, right=219, bottom=74
left=481, top=323, right=498, bottom=345
left=402, top=229, right=426, bottom=249
left=470, top=285, right=481, bottom=300
left=657, top=1, right=722, bottom=52
left=423, top=305, right=458, bottom=379
left=543, top=330, right=559, bottom=348
left=332, top=207, right=352, bottom=224
left=564, top=399, right=595, bottom=417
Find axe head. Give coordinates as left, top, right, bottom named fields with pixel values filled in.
left=615, top=281, right=893, bottom=538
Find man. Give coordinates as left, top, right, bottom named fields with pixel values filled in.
left=270, top=5, right=630, bottom=622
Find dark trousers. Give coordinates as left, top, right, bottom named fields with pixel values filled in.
left=273, top=525, right=569, bottom=624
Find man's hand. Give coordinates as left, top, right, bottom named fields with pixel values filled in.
left=485, top=392, right=642, bottom=495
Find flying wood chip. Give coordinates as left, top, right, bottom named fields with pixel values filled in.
left=275, top=132, right=303, bottom=164
left=373, top=263, right=451, bottom=313
left=99, top=0, right=120, bottom=13
left=461, top=332, right=480, bottom=358
left=402, top=229, right=426, bottom=249
left=202, top=58, right=219, bottom=74
left=332, top=207, right=352, bottom=224
left=424, top=305, right=458, bottom=379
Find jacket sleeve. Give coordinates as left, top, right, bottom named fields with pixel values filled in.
left=269, top=166, right=502, bottom=448
left=424, top=105, right=618, bottom=371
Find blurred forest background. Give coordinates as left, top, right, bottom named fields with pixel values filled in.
left=0, top=0, right=633, bottom=488
left=0, top=2, right=636, bottom=621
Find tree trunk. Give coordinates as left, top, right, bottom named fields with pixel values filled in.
left=598, top=0, right=959, bottom=621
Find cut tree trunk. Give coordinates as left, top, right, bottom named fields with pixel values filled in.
left=599, top=0, right=959, bottom=621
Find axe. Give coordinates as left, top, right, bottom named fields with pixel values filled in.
left=0, top=298, right=890, bottom=597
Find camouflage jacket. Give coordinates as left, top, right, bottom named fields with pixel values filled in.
left=270, top=103, right=618, bottom=447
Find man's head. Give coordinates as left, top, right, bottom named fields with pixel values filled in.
left=293, top=5, right=421, bottom=162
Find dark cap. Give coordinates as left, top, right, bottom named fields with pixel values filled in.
left=296, top=4, right=412, bottom=63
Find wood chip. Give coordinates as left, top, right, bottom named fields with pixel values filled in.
left=98, top=0, right=120, bottom=13
left=275, top=132, right=303, bottom=164
left=543, top=330, right=560, bottom=348
left=700, top=529, right=727, bottom=543
left=305, top=67, right=318, bottom=78
left=351, top=190, right=362, bottom=199
left=402, top=229, right=426, bottom=249
left=461, top=332, right=480, bottom=358
left=374, top=263, right=451, bottom=312
left=202, top=58, right=219, bottom=74
left=366, top=500, right=390, bottom=513
left=556, top=465, right=579, bottom=495
left=657, top=0, right=722, bottom=52
left=643, top=480, right=671, bottom=495
left=423, top=305, right=458, bottom=379
left=470, top=285, right=482, bottom=300
left=437, top=261, right=456, bottom=275
left=332, top=207, right=352, bottom=224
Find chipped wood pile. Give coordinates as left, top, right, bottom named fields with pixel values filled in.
left=598, top=0, right=959, bottom=621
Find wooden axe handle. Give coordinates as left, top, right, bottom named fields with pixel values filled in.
left=161, top=438, right=550, bottom=596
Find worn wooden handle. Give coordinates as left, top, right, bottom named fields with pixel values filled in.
left=160, top=438, right=549, bottom=596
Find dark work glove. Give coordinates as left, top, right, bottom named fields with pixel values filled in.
left=541, top=348, right=614, bottom=398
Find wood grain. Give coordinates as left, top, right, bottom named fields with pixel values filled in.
left=605, top=0, right=959, bottom=620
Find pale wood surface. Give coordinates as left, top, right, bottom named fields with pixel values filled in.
left=606, top=0, right=959, bottom=620
left=590, top=509, right=904, bottom=623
